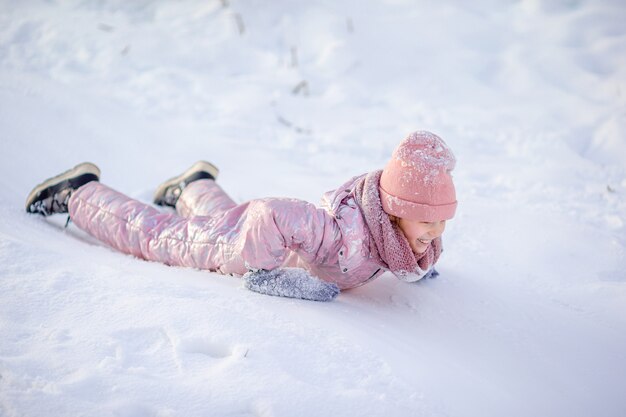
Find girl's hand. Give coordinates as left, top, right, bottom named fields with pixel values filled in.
left=243, top=268, right=340, bottom=302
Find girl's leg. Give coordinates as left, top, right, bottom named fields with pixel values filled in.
left=175, top=179, right=237, bottom=218
left=69, top=180, right=338, bottom=278
left=68, top=181, right=229, bottom=271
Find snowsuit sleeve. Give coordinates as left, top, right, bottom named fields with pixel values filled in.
left=236, top=198, right=342, bottom=272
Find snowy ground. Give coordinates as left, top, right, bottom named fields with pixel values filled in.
left=1, top=1, right=626, bottom=416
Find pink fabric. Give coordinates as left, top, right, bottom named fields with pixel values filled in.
left=68, top=179, right=384, bottom=289
left=354, top=170, right=442, bottom=280
left=379, top=131, right=457, bottom=222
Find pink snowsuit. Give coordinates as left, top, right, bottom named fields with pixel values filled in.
left=68, top=176, right=385, bottom=289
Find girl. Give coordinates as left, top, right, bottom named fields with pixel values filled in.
left=25, top=131, right=457, bottom=302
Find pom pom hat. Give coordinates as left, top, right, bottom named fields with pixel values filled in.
left=379, top=131, right=457, bottom=222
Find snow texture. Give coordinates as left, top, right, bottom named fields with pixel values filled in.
left=1, top=1, right=626, bottom=417
left=396, top=131, right=456, bottom=171
left=243, top=268, right=340, bottom=302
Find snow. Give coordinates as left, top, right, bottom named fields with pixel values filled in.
left=1, top=0, right=625, bottom=416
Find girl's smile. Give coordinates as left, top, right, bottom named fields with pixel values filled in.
left=397, top=218, right=446, bottom=254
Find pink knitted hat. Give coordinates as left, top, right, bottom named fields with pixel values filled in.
left=379, top=131, right=457, bottom=222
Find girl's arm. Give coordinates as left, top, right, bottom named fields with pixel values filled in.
left=234, top=198, right=342, bottom=301
left=237, top=198, right=341, bottom=271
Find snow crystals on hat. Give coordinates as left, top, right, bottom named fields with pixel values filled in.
left=395, top=131, right=456, bottom=183
left=379, top=131, right=458, bottom=222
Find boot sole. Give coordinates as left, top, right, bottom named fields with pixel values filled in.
left=153, top=160, right=219, bottom=205
left=25, top=162, right=101, bottom=212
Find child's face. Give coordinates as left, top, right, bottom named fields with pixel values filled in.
left=397, top=218, right=446, bottom=254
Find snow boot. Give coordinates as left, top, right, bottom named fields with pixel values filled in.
left=25, top=162, right=101, bottom=216
left=153, top=160, right=219, bottom=208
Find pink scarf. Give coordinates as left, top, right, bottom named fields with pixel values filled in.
left=353, top=170, right=442, bottom=280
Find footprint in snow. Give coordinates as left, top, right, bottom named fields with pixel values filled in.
left=174, top=337, right=249, bottom=375
left=104, top=326, right=178, bottom=376
left=177, top=338, right=248, bottom=359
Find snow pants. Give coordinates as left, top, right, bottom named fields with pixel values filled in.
left=67, top=179, right=343, bottom=278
